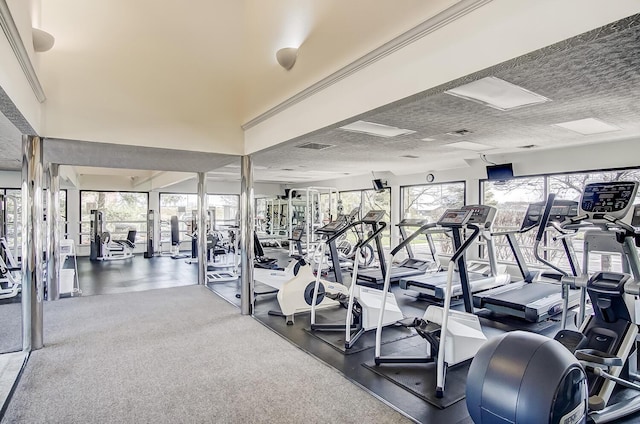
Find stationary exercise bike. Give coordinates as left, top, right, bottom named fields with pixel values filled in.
left=467, top=181, right=640, bottom=424
left=270, top=219, right=353, bottom=324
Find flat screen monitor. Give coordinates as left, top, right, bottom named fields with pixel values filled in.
left=372, top=179, right=385, bottom=192
left=486, top=163, right=514, bottom=181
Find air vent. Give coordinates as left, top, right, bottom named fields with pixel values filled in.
left=519, top=144, right=538, bottom=149
left=296, top=142, right=335, bottom=150
left=446, top=129, right=472, bottom=137
left=401, top=155, right=420, bottom=159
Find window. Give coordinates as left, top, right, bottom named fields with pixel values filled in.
left=401, top=182, right=465, bottom=255
left=338, top=188, right=392, bottom=248
left=159, top=193, right=240, bottom=244
left=0, top=188, right=67, bottom=258
left=481, top=167, right=640, bottom=271
left=208, top=195, right=240, bottom=229
left=80, top=191, right=148, bottom=244
left=482, top=177, right=545, bottom=264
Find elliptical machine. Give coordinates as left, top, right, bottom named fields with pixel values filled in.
left=374, top=206, right=497, bottom=398
left=309, top=210, right=404, bottom=349
left=467, top=181, right=640, bottom=424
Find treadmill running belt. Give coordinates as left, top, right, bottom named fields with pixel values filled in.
left=484, top=282, right=561, bottom=312
left=402, top=271, right=487, bottom=288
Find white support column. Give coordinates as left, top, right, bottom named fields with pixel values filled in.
left=197, top=172, right=207, bottom=285
left=240, top=156, right=254, bottom=315
left=21, top=135, right=44, bottom=351
left=47, top=163, right=60, bottom=301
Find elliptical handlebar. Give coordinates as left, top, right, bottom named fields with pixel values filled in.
left=533, top=193, right=571, bottom=277
left=535, top=193, right=556, bottom=242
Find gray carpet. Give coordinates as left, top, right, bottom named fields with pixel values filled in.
left=0, top=303, right=22, bottom=354
left=2, top=286, right=410, bottom=423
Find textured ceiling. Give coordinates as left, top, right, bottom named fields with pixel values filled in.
left=250, top=14, right=640, bottom=183
left=0, top=105, right=22, bottom=171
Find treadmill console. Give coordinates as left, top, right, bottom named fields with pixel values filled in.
left=397, top=218, right=429, bottom=227
left=316, top=219, right=348, bottom=234
left=290, top=227, right=304, bottom=241
left=580, top=181, right=638, bottom=219
left=437, top=209, right=472, bottom=227
left=521, top=200, right=578, bottom=229
left=461, top=205, right=497, bottom=227
left=362, top=210, right=386, bottom=224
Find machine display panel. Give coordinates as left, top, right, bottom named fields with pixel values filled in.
left=580, top=182, right=638, bottom=219
left=362, top=210, right=386, bottom=224
left=437, top=209, right=472, bottom=226
left=290, top=228, right=304, bottom=241
left=316, top=220, right=348, bottom=233
left=521, top=200, right=578, bottom=229
left=462, top=205, right=497, bottom=225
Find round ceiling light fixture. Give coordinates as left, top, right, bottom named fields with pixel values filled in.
left=32, top=27, right=55, bottom=52
left=276, top=47, right=298, bottom=71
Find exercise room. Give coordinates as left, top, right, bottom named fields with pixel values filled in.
left=2, top=1, right=640, bottom=423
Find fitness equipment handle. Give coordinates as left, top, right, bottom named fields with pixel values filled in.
left=450, top=223, right=481, bottom=263
left=533, top=193, right=571, bottom=277
left=354, top=222, right=388, bottom=250
left=390, top=223, right=438, bottom=256
left=575, top=349, right=623, bottom=367
left=535, top=193, right=556, bottom=242
left=322, top=221, right=361, bottom=244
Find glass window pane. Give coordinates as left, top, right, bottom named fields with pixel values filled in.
left=401, top=182, right=465, bottom=255
left=548, top=169, right=640, bottom=271
left=80, top=191, right=148, bottom=245
left=482, top=177, right=545, bottom=263
left=207, top=194, right=239, bottom=229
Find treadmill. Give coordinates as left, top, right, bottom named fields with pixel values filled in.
left=356, top=217, right=439, bottom=287
left=473, top=197, right=582, bottom=322
left=399, top=205, right=511, bottom=307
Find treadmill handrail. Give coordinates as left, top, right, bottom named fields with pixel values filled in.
left=492, top=224, right=537, bottom=236
left=389, top=223, right=439, bottom=256
left=451, top=224, right=481, bottom=263
left=354, top=222, right=388, bottom=249
left=323, top=219, right=377, bottom=244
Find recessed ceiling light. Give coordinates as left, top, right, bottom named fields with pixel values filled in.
left=445, top=76, right=550, bottom=110
left=446, top=141, right=496, bottom=151
left=421, top=137, right=436, bottom=142
left=552, top=118, right=621, bottom=135
left=339, top=120, right=416, bottom=138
